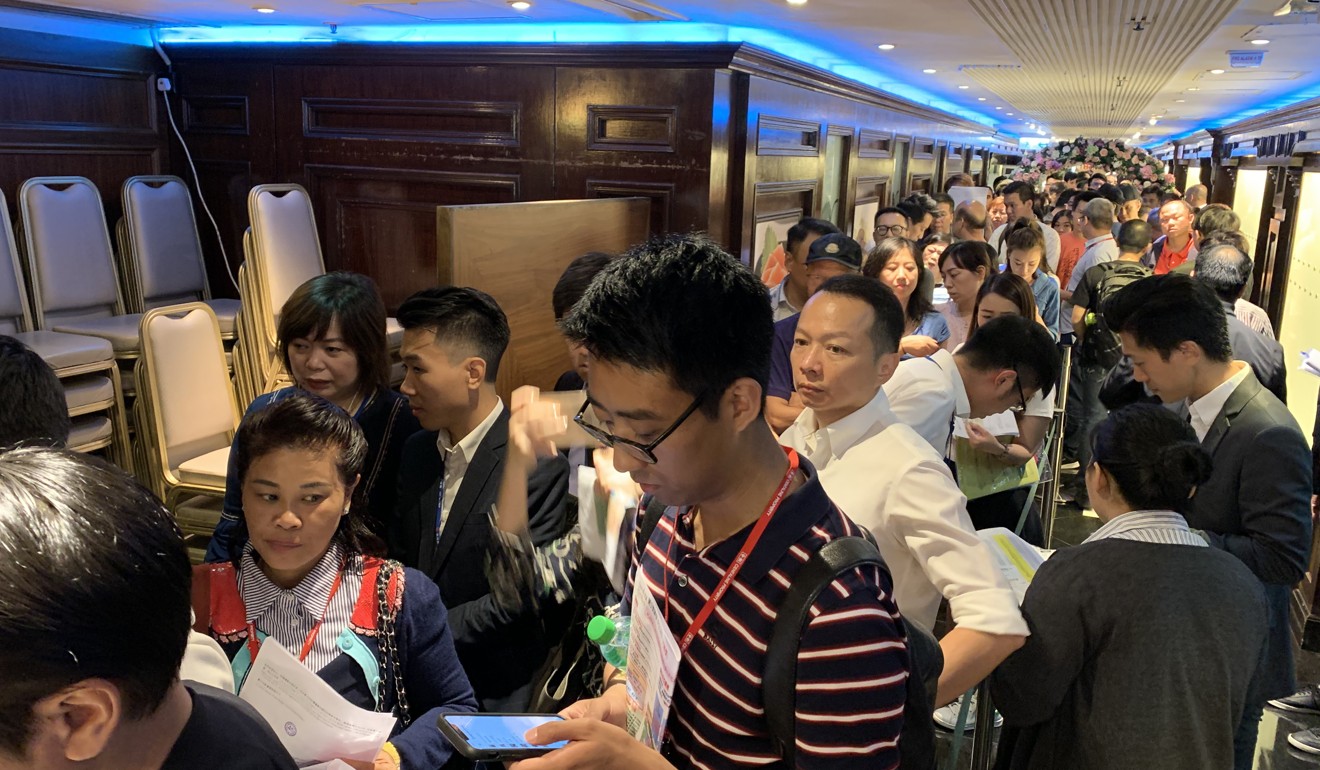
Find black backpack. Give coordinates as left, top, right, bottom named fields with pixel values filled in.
left=1078, top=262, right=1150, bottom=368
left=637, top=500, right=942, bottom=769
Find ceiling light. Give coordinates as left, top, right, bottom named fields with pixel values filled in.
left=1274, top=1, right=1292, bottom=17
left=1188, top=87, right=1200, bottom=91
left=509, top=0, right=532, bottom=7
left=977, top=97, right=986, bottom=101
left=878, top=44, right=896, bottom=50
left=995, top=106, right=1003, bottom=110
left=786, top=0, right=807, bottom=4
left=1210, top=69, right=1225, bottom=75
left=958, top=85, right=970, bottom=89
left=1028, top=122, right=1035, bottom=128
left=1176, top=99, right=1186, bottom=103
left=1132, top=132, right=1141, bottom=139
left=923, top=68, right=937, bottom=74
left=1251, top=39, right=1270, bottom=45
left=253, top=4, right=275, bottom=11
left=1006, top=112, right=1014, bottom=116
left=1149, top=118, right=1158, bottom=125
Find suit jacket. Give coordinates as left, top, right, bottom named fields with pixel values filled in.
left=1187, top=370, right=1313, bottom=699
left=1224, top=301, right=1287, bottom=405
left=390, top=410, right=570, bottom=710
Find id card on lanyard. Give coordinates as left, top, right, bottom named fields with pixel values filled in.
left=623, top=449, right=799, bottom=749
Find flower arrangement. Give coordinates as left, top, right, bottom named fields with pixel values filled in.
left=1012, top=137, right=1177, bottom=187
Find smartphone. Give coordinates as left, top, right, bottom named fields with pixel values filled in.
left=436, top=712, right=568, bottom=761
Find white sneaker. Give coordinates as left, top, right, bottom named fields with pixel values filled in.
left=933, top=694, right=1004, bottom=731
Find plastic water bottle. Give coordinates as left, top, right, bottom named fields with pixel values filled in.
left=587, top=611, right=630, bottom=671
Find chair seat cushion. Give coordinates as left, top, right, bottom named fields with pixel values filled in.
left=173, top=494, right=224, bottom=538
left=11, top=329, right=114, bottom=370
left=63, top=374, right=114, bottom=412
left=205, top=298, right=241, bottom=336
left=177, top=446, right=229, bottom=487
left=69, top=414, right=112, bottom=449
left=52, top=314, right=143, bottom=355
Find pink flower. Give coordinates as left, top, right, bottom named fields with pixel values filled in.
left=1099, top=148, right=1110, bottom=157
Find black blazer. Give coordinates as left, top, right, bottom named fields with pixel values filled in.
left=390, top=409, right=570, bottom=710
left=1188, top=370, right=1313, bottom=700
left=1224, top=301, right=1287, bottom=405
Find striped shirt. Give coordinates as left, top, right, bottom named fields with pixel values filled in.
left=621, top=457, right=908, bottom=769
left=1083, top=510, right=1209, bottom=548
left=238, top=542, right=363, bottom=674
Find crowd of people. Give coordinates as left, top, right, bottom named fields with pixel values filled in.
left=0, top=166, right=1316, bottom=770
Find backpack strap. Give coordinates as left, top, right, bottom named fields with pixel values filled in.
left=635, top=496, right=668, bottom=557
left=763, top=537, right=885, bottom=762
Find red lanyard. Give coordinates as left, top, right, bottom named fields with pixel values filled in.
left=246, top=567, right=346, bottom=664
left=668, top=448, right=800, bottom=654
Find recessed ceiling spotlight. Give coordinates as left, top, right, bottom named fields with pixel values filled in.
left=1210, top=68, right=1225, bottom=75
left=253, top=4, right=276, bottom=11
left=1006, top=112, right=1014, bottom=115
left=1175, top=98, right=1186, bottom=102
left=509, top=0, right=532, bottom=8
left=1188, top=87, right=1200, bottom=91
left=878, top=43, right=896, bottom=50
left=1149, top=118, right=1158, bottom=125
left=786, top=0, right=808, bottom=5
left=977, top=97, right=986, bottom=101
left=995, top=106, right=1003, bottom=110
left=923, top=68, right=937, bottom=74
left=958, top=85, right=970, bottom=89
left=1251, top=38, right=1270, bottom=45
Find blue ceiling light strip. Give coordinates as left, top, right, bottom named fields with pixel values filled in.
left=154, top=21, right=1004, bottom=130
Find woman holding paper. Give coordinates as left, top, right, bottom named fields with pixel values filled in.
left=990, top=404, right=1270, bottom=770
left=193, top=394, right=478, bottom=770
left=957, top=274, right=1055, bottom=543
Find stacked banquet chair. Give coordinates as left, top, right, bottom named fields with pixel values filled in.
left=17, top=177, right=144, bottom=402
left=136, top=302, right=239, bottom=559
left=231, top=183, right=402, bottom=405
left=115, top=176, right=241, bottom=339
left=0, top=189, right=132, bottom=469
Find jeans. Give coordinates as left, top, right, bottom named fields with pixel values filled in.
left=1064, top=358, right=1108, bottom=470
left=1233, top=700, right=1264, bottom=770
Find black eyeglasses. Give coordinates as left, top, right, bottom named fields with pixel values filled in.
left=1010, top=367, right=1028, bottom=413
left=874, top=224, right=907, bottom=237
left=574, top=395, right=703, bottom=465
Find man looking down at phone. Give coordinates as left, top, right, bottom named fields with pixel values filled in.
left=499, top=233, right=909, bottom=769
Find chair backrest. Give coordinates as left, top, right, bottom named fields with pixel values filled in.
left=121, top=176, right=210, bottom=309
left=139, top=303, right=237, bottom=472
left=18, top=177, right=123, bottom=328
left=247, top=184, right=324, bottom=323
left=0, top=190, right=33, bottom=335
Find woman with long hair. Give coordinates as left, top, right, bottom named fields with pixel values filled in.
left=863, top=236, right=950, bottom=358
left=1001, top=219, right=1061, bottom=340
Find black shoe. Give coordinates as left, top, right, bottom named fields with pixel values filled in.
left=1287, top=726, right=1320, bottom=754
left=1271, top=685, right=1320, bottom=715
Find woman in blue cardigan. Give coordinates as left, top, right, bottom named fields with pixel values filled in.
left=206, top=272, right=420, bottom=562
left=194, top=393, right=476, bottom=770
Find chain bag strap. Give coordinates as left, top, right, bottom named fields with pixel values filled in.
left=376, top=561, right=411, bottom=727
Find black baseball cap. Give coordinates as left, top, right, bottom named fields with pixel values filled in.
left=804, top=233, right=864, bottom=271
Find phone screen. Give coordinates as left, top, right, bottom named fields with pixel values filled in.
left=442, top=714, right=569, bottom=751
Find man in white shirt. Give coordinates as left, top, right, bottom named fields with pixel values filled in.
left=767, top=217, right=841, bottom=322
left=883, top=314, right=1061, bottom=454
left=780, top=274, right=1027, bottom=711
left=988, top=181, right=1061, bottom=271
left=1105, top=274, right=1311, bottom=770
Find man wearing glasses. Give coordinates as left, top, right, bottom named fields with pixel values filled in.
left=873, top=206, right=911, bottom=249
left=502, top=233, right=909, bottom=769
left=883, top=315, right=1060, bottom=457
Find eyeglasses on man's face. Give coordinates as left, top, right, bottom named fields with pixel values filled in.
left=573, top=394, right=704, bottom=465
left=1009, top=367, right=1029, bottom=413
left=874, top=224, right=907, bottom=238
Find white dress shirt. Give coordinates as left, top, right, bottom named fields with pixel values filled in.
left=989, top=218, right=1061, bottom=272
left=1084, top=510, right=1208, bottom=548
left=436, top=398, right=505, bottom=534
left=767, top=278, right=800, bottom=322
left=882, top=348, right=970, bottom=453
left=1187, top=362, right=1250, bottom=442
left=780, top=388, right=1027, bottom=634
left=1234, top=298, right=1275, bottom=339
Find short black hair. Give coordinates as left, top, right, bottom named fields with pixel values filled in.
left=0, top=448, right=191, bottom=753
left=959, top=314, right=1060, bottom=395
left=1141, top=184, right=1165, bottom=199
left=1002, top=181, right=1037, bottom=204
left=552, top=252, right=614, bottom=321
left=1071, top=190, right=1101, bottom=208
left=1118, top=183, right=1142, bottom=202
left=897, top=201, right=927, bottom=227
left=902, top=193, right=941, bottom=216
left=560, top=233, right=772, bottom=419
left=1090, top=173, right=1109, bottom=184
left=1096, top=183, right=1124, bottom=207
left=279, top=272, right=391, bottom=393
left=1194, top=242, right=1254, bottom=303
left=0, top=335, right=69, bottom=449
left=1101, top=273, right=1231, bottom=362
left=875, top=206, right=911, bottom=227
left=228, top=392, right=373, bottom=559
left=1117, top=219, right=1153, bottom=254
left=816, top=274, right=905, bottom=357
left=1064, top=171, right=1081, bottom=183
left=1054, top=189, right=1078, bottom=211
left=1090, top=403, right=1211, bottom=513
left=938, top=240, right=994, bottom=279
left=1192, top=203, right=1240, bottom=239
left=785, top=217, right=841, bottom=257
left=397, top=286, right=510, bottom=381
left=933, top=192, right=956, bottom=209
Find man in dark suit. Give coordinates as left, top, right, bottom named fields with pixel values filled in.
left=390, top=287, right=570, bottom=712
left=1194, top=235, right=1287, bottom=403
left=1106, top=274, right=1312, bottom=770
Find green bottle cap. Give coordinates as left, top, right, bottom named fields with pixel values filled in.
left=587, top=615, right=616, bottom=644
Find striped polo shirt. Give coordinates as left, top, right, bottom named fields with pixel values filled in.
left=622, top=456, right=908, bottom=769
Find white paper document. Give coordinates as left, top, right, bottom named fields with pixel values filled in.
left=978, top=527, right=1053, bottom=604
left=625, top=580, right=681, bottom=751
left=953, top=412, right=1020, bottom=439
left=239, top=639, right=397, bottom=766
